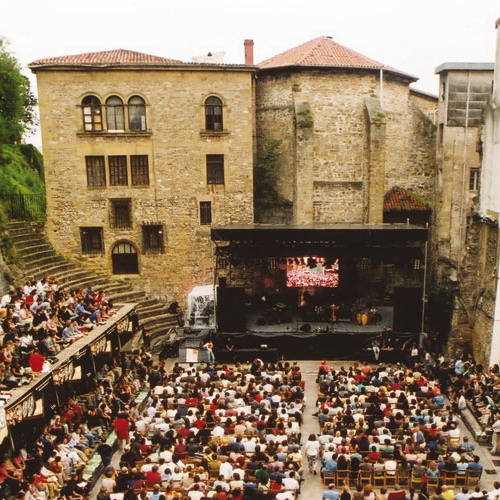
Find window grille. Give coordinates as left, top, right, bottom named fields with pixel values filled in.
left=206, top=154, right=224, bottom=184
left=109, top=156, right=128, bottom=186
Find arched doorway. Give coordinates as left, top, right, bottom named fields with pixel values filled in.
left=111, top=241, right=139, bottom=274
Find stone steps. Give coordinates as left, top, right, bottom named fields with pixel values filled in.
left=14, top=239, right=54, bottom=251
left=6, top=222, right=177, bottom=351
left=141, top=313, right=178, bottom=330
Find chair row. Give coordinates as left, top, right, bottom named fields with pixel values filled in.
left=321, top=470, right=482, bottom=488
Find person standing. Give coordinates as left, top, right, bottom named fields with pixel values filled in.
left=203, top=341, right=215, bottom=365
left=114, top=412, right=130, bottom=450
left=305, top=433, right=320, bottom=474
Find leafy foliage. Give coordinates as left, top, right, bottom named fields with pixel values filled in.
left=0, top=39, right=37, bottom=144
left=254, top=140, right=291, bottom=211
left=0, top=144, right=45, bottom=195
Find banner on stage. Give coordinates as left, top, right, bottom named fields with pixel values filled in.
left=186, top=348, right=199, bottom=363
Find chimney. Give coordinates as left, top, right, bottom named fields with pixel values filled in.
left=244, top=39, right=254, bottom=65
left=494, top=18, right=500, bottom=106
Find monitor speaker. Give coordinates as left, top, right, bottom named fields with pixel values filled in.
left=393, top=287, right=422, bottom=332
left=216, top=286, right=246, bottom=332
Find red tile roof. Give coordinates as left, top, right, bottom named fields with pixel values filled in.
left=259, top=36, right=415, bottom=79
left=29, top=49, right=183, bottom=67
left=384, top=186, right=431, bottom=212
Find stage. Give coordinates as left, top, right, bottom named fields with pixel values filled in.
left=245, top=306, right=393, bottom=335
left=178, top=315, right=419, bottom=361
left=176, top=223, right=429, bottom=361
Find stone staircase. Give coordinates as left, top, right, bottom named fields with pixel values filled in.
left=6, top=222, right=179, bottom=347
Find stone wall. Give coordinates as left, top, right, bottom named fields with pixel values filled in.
left=35, top=68, right=255, bottom=300
left=455, top=219, right=498, bottom=365
left=256, top=69, right=437, bottom=225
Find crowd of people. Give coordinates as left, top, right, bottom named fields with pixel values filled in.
left=93, top=359, right=306, bottom=500
left=435, top=355, right=500, bottom=454
left=0, top=278, right=116, bottom=393
left=0, top=352, right=150, bottom=499
left=314, top=357, right=498, bottom=500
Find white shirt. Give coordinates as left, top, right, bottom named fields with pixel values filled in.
left=282, top=477, right=300, bottom=490
left=0, top=294, right=11, bottom=307
left=219, top=461, right=233, bottom=480
left=305, top=440, right=320, bottom=456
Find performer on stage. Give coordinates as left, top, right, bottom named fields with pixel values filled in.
left=225, top=337, right=235, bottom=352
left=203, top=341, right=215, bottom=364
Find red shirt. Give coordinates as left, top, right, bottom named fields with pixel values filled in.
left=114, top=417, right=130, bottom=440
left=145, top=470, right=161, bottom=487
left=29, top=352, right=45, bottom=372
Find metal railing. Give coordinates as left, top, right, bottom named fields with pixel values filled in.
left=0, top=193, right=47, bottom=221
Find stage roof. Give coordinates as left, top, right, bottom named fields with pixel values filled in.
left=211, top=223, right=428, bottom=244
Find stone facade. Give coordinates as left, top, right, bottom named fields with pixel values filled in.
left=433, top=64, right=496, bottom=363
left=32, top=65, right=255, bottom=300
left=31, top=41, right=439, bottom=309
left=256, top=69, right=437, bottom=225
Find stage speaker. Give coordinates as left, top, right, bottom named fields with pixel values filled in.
left=217, top=286, right=246, bottom=332
left=393, top=287, right=422, bottom=332
left=300, top=323, right=311, bottom=332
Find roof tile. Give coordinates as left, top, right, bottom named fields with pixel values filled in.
left=384, top=186, right=431, bottom=212
left=259, top=36, right=413, bottom=79
left=29, top=49, right=183, bottom=67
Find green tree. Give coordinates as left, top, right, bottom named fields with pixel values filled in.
left=254, top=140, right=291, bottom=210
left=0, top=39, right=37, bottom=144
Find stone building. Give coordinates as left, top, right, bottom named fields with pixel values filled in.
left=432, top=62, right=495, bottom=360
left=30, top=38, right=439, bottom=304
left=255, top=36, right=437, bottom=225
left=478, top=18, right=500, bottom=366
left=29, top=49, right=256, bottom=300
left=448, top=19, right=500, bottom=366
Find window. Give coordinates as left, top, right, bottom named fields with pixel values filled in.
left=217, top=256, right=228, bottom=269
left=205, top=96, right=223, bottom=131
left=206, top=154, right=224, bottom=184
left=80, top=227, right=104, bottom=255
left=469, top=168, right=480, bottom=191
left=360, top=258, right=371, bottom=270
left=106, top=96, right=125, bottom=131
left=199, top=201, right=212, bottom=225
left=82, top=96, right=103, bottom=131
left=111, top=199, right=132, bottom=229
left=131, top=155, right=150, bottom=186
left=85, top=156, right=106, bottom=187
left=109, top=156, right=128, bottom=186
left=128, top=96, right=147, bottom=131
left=413, top=259, right=422, bottom=270
left=142, top=225, right=164, bottom=254
left=268, top=258, right=277, bottom=270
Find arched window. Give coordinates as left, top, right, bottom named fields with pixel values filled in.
left=128, top=96, right=146, bottom=131
left=111, top=241, right=139, bottom=274
left=106, top=96, right=124, bottom=131
left=205, top=96, right=223, bottom=131
left=82, top=96, right=102, bottom=131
